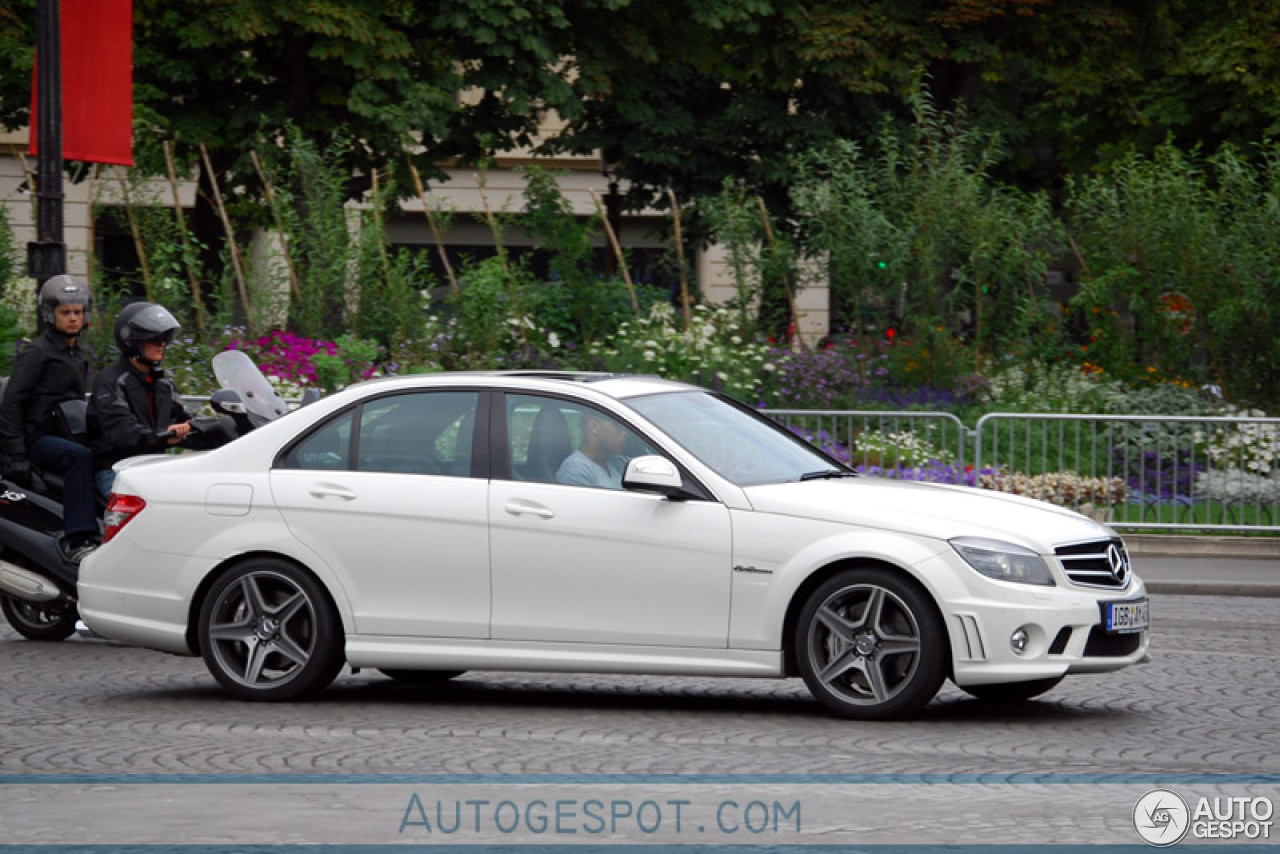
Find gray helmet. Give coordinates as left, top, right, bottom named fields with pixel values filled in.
left=38, top=275, right=93, bottom=326
left=114, top=301, right=180, bottom=361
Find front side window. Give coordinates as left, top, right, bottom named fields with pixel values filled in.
left=506, top=394, right=658, bottom=490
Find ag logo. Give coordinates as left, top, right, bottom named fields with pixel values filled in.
left=0, top=489, right=26, bottom=503
left=1134, top=788, right=1190, bottom=846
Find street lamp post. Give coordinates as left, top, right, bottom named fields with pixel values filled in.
left=28, top=0, right=67, bottom=292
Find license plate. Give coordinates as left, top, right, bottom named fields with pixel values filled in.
left=1102, top=598, right=1149, bottom=633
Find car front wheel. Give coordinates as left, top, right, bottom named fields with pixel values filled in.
left=794, top=568, right=947, bottom=720
left=198, top=559, right=344, bottom=701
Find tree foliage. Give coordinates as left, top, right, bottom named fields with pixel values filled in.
left=3, top=0, right=1280, bottom=209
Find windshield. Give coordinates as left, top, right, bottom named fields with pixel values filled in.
left=626, top=391, right=848, bottom=486
left=212, top=349, right=291, bottom=424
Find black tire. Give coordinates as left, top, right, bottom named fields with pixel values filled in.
left=960, top=675, right=1065, bottom=703
left=1, top=594, right=78, bottom=641
left=378, top=669, right=466, bottom=684
left=794, top=568, right=947, bottom=720
left=197, top=558, right=344, bottom=701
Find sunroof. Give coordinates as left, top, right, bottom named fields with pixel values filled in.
left=499, top=370, right=625, bottom=383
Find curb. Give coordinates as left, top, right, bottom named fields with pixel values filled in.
left=1124, top=534, right=1280, bottom=559
left=1124, top=535, right=1280, bottom=596
left=1144, top=580, right=1280, bottom=598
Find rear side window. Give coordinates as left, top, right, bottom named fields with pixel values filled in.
left=278, top=391, right=480, bottom=477
left=279, top=409, right=354, bottom=471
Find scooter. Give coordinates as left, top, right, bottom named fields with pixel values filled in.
left=0, top=350, right=288, bottom=640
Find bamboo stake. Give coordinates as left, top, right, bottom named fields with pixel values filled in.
left=370, top=167, right=390, bottom=272
left=199, top=144, right=252, bottom=320
left=756, top=195, right=805, bottom=351
left=589, top=189, right=639, bottom=315
left=474, top=172, right=508, bottom=273
left=163, top=142, right=208, bottom=333
left=85, top=164, right=98, bottom=286
left=248, top=149, right=301, bottom=301
left=406, top=157, right=459, bottom=295
left=1067, top=232, right=1093, bottom=283
left=113, top=165, right=154, bottom=301
left=667, top=189, right=693, bottom=329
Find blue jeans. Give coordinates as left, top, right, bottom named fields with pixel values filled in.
left=29, top=435, right=97, bottom=538
left=95, top=468, right=116, bottom=501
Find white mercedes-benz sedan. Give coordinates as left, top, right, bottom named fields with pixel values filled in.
left=79, top=371, right=1148, bottom=719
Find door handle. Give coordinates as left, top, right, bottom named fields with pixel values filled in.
left=504, top=499, right=555, bottom=519
left=309, top=484, right=357, bottom=501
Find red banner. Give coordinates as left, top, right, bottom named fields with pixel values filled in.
left=29, top=0, right=134, bottom=166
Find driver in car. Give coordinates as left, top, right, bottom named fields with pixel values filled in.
left=555, top=410, right=631, bottom=489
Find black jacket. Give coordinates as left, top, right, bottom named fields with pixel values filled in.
left=0, top=329, right=92, bottom=462
left=88, top=358, right=194, bottom=471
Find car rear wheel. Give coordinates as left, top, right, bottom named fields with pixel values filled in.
left=1, top=594, right=78, bottom=641
left=794, top=568, right=947, bottom=720
left=198, top=559, right=344, bottom=701
left=960, top=675, right=1065, bottom=703
left=378, top=669, right=466, bottom=684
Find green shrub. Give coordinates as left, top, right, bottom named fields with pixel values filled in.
left=590, top=303, right=773, bottom=401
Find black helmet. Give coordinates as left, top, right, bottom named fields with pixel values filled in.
left=39, top=275, right=93, bottom=326
left=114, top=301, right=180, bottom=362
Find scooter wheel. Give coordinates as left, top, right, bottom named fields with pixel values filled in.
left=1, top=594, right=78, bottom=641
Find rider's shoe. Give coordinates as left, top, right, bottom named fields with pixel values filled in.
left=58, top=535, right=99, bottom=564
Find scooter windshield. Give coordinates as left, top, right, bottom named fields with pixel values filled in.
left=212, top=350, right=290, bottom=424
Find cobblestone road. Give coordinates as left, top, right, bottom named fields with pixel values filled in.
left=2, top=593, right=1277, bottom=778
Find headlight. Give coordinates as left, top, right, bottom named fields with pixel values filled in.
left=950, top=537, right=1055, bottom=586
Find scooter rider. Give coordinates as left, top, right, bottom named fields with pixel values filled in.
left=87, top=301, right=208, bottom=500
left=0, top=275, right=99, bottom=563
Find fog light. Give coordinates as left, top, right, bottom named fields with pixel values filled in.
left=1010, top=628, right=1029, bottom=655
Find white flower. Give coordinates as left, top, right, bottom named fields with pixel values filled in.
left=547, top=332, right=560, bottom=349
left=643, top=350, right=656, bottom=361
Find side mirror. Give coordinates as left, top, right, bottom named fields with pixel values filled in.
left=209, top=389, right=247, bottom=416
left=622, top=455, right=691, bottom=500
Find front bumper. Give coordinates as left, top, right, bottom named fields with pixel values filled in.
left=945, top=583, right=1149, bottom=686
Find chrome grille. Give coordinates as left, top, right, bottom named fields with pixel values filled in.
left=1055, top=538, right=1132, bottom=589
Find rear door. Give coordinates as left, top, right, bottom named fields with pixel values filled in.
left=269, top=389, right=491, bottom=637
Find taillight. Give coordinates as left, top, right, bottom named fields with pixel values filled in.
left=103, top=494, right=146, bottom=543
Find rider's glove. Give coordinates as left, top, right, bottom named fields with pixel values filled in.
left=6, top=458, right=31, bottom=488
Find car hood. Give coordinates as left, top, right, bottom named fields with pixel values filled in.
left=743, top=476, right=1116, bottom=552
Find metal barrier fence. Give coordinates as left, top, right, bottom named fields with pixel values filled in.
left=765, top=409, right=1280, bottom=534
left=189, top=397, right=1278, bottom=534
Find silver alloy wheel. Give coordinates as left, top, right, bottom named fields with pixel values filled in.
left=204, top=569, right=319, bottom=691
left=803, top=582, right=923, bottom=707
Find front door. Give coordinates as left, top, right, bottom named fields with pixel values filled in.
left=488, top=393, right=732, bottom=647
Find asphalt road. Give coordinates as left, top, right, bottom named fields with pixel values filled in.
left=1, top=563, right=1277, bottom=847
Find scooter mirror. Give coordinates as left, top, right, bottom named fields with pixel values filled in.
left=209, top=389, right=247, bottom=415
